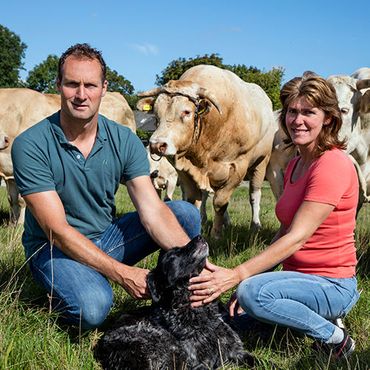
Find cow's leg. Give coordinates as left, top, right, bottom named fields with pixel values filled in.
left=177, top=172, right=205, bottom=222
left=5, top=178, right=25, bottom=224
left=249, top=155, right=270, bottom=231
left=348, top=154, right=370, bottom=215
left=265, top=162, right=284, bottom=201
left=200, top=190, right=209, bottom=224
left=211, top=187, right=234, bottom=239
left=249, top=186, right=262, bottom=230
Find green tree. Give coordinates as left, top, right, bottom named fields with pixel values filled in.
left=106, top=67, right=134, bottom=96
left=26, top=54, right=59, bottom=93
left=226, top=64, right=284, bottom=109
left=155, top=53, right=223, bottom=86
left=106, top=67, right=136, bottom=110
left=0, top=25, right=27, bottom=87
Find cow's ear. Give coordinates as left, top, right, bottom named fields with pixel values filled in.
left=147, top=271, right=162, bottom=303
left=197, top=99, right=211, bottom=116
left=137, top=97, right=155, bottom=113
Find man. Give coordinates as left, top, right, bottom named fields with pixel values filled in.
left=11, top=43, right=200, bottom=330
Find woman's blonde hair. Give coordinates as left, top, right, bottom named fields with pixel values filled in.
left=279, top=71, right=346, bottom=157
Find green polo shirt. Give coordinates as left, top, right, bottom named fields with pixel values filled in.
left=11, top=111, right=149, bottom=257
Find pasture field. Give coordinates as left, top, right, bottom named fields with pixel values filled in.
left=0, top=183, right=369, bottom=369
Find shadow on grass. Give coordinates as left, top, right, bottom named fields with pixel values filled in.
left=0, top=208, right=13, bottom=225
left=0, top=260, right=47, bottom=307
left=202, top=221, right=277, bottom=259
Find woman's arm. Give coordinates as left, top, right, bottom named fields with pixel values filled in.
left=189, top=200, right=334, bottom=307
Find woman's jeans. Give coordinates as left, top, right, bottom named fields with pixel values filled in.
left=27, top=200, right=201, bottom=330
left=236, top=271, right=359, bottom=342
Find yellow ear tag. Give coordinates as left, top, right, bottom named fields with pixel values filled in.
left=143, top=104, right=152, bottom=111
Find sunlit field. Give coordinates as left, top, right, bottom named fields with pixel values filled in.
left=0, top=182, right=369, bottom=369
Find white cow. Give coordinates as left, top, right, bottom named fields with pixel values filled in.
left=327, top=74, right=370, bottom=204
left=147, top=148, right=178, bottom=201
left=351, top=67, right=370, bottom=80
left=0, top=88, right=135, bottom=223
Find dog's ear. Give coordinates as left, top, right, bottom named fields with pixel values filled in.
left=147, top=271, right=162, bottom=303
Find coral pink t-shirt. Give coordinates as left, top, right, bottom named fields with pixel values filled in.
left=275, top=148, right=358, bottom=278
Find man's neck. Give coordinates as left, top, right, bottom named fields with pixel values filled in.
left=60, top=111, right=99, bottom=158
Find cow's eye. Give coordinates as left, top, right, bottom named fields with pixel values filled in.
left=182, top=110, right=191, bottom=117
left=341, top=108, right=349, bottom=115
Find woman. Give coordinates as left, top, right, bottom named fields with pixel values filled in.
left=189, top=72, right=360, bottom=359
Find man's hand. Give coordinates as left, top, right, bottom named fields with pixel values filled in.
left=116, top=265, right=151, bottom=299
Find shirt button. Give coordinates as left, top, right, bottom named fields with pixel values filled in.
left=76, top=154, right=81, bottom=159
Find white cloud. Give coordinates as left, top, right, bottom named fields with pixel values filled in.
left=131, top=42, right=159, bottom=56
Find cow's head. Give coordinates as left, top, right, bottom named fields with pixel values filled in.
left=327, top=75, right=362, bottom=144
left=137, top=80, right=222, bottom=157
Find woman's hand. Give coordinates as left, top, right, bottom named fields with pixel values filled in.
left=188, top=260, right=240, bottom=307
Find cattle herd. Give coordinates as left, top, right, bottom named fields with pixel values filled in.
left=0, top=65, right=369, bottom=237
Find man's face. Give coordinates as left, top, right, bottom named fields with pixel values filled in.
left=58, top=56, right=108, bottom=122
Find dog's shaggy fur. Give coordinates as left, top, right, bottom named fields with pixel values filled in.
left=95, top=235, right=255, bottom=369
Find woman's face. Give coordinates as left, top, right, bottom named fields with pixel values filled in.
left=285, top=96, right=330, bottom=152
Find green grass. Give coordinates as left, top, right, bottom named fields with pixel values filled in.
left=0, top=183, right=369, bottom=369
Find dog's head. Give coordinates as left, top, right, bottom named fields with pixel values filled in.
left=147, top=235, right=209, bottom=304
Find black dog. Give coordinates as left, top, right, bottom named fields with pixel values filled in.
left=95, top=235, right=255, bottom=369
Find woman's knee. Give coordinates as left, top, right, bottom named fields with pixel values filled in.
left=237, top=277, right=267, bottom=318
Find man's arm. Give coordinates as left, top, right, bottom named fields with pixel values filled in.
left=126, top=175, right=191, bottom=250
left=23, top=190, right=150, bottom=298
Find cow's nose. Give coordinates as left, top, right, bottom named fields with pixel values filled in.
left=158, top=143, right=168, bottom=154
left=150, top=170, right=159, bottom=179
left=150, top=142, right=167, bottom=155
left=0, top=135, right=10, bottom=149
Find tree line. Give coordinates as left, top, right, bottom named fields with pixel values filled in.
left=0, top=24, right=283, bottom=110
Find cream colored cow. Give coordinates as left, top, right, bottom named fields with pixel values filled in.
left=0, top=88, right=135, bottom=223
left=147, top=148, right=178, bottom=201
left=138, top=65, right=275, bottom=238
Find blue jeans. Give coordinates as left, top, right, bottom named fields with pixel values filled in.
left=236, top=271, right=359, bottom=342
left=27, top=200, right=201, bottom=330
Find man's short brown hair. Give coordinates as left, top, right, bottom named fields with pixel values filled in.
left=57, top=43, right=107, bottom=83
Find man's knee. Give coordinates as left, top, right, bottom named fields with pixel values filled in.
left=58, top=286, right=113, bottom=330
left=166, top=200, right=201, bottom=237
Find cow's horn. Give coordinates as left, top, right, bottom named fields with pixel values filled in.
left=138, top=87, right=165, bottom=97
left=356, top=79, right=370, bottom=91
left=197, top=87, right=222, bottom=115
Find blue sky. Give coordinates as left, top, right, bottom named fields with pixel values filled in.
left=1, top=0, right=369, bottom=92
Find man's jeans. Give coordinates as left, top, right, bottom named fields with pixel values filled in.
left=28, top=200, right=201, bottom=329
left=236, top=271, right=360, bottom=342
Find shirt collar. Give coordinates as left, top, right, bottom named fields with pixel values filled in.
left=50, top=110, right=107, bottom=145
